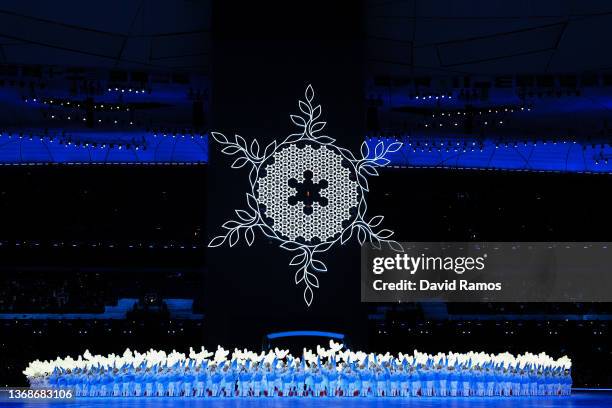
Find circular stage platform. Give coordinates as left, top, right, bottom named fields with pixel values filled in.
left=3, top=391, right=610, bottom=408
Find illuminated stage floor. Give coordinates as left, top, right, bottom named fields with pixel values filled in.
left=4, top=392, right=611, bottom=407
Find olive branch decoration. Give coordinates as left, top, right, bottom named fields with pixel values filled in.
left=209, top=85, right=403, bottom=306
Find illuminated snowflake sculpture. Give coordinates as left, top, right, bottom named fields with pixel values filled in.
left=209, top=85, right=403, bottom=306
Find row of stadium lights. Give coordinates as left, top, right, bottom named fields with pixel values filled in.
left=23, top=98, right=210, bottom=142
left=0, top=132, right=145, bottom=151
left=370, top=137, right=582, bottom=151
left=381, top=321, right=607, bottom=333
left=107, top=87, right=149, bottom=94
left=25, top=98, right=140, bottom=127
left=430, top=106, right=532, bottom=117
left=27, top=327, right=192, bottom=335
left=408, top=88, right=583, bottom=102
left=24, top=89, right=153, bottom=129
left=371, top=137, right=610, bottom=150
left=0, top=131, right=208, bottom=152
left=45, top=115, right=139, bottom=126
left=369, top=137, right=611, bottom=166
left=29, top=328, right=189, bottom=336
left=1, top=240, right=201, bottom=249
left=25, top=98, right=133, bottom=113
left=411, top=92, right=453, bottom=100
left=151, top=131, right=208, bottom=140
left=423, top=106, right=532, bottom=129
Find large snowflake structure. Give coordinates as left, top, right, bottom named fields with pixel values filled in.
left=209, top=85, right=403, bottom=306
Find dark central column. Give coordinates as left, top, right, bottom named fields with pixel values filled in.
left=206, top=1, right=366, bottom=349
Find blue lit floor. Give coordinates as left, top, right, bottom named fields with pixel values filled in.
left=3, top=392, right=611, bottom=408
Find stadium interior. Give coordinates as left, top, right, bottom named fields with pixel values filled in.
left=0, top=0, right=611, bottom=394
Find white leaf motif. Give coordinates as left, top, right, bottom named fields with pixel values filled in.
left=358, top=173, right=369, bottom=191
left=371, top=238, right=382, bottom=250
left=305, top=84, right=314, bottom=102
left=374, top=141, right=384, bottom=158
left=306, top=272, right=319, bottom=288
left=250, top=139, right=260, bottom=157
left=360, top=140, right=370, bottom=159
left=310, top=121, right=326, bottom=134
left=210, top=132, right=228, bottom=144
left=222, top=220, right=240, bottom=230
left=285, top=133, right=302, bottom=143
left=232, top=157, right=249, bottom=169
left=290, top=115, right=306, bottom=127
left=315, top=136, right=335, bottom=144
left=374, top=157, right=390, bottom=166
left=221, top=145, right=241, bottom=155
left=360, top=164, right=378, bottom=177
left=208, top=235, right=226, bottom=247
left=245, top=227, right=255, bottom=246
left=314, top=242, right=334, bottom=253
left=258, top=225, right=277, bottom=239
left=338, top=147, right=356, bottom=161
left=311, top=260, right=327, bottom=272
left=229, top=229, right=239, bottom=247
left=357, top=226, right=366, bottom=245
left=290, top=253, right=306, bottom=266
left=235, top=134, right=248, bottom=150
left=235, top=210, right=252, bottom=222
left=340, top=227, right=353, bottom=244
left=386, top=142, right=403, bottom=153
left=280, top=242, right=302, bottom=251
left=299, top=100, right=310, bottom=115
left=377, top=229, right=394, bottom=239
left=246, top=193, right=258, bottom=211
left=263, top=141, right=277, bottom=158
left=303, top=286, right=313, bottom=306
left=369, top=215, right=384, bottom=227
left=388, top=240, right=404, bottom=252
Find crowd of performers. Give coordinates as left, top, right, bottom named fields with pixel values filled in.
left=24, top=342, right=572, bottom=398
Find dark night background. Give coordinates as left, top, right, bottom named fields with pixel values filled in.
left=0, top=0, right=611, bottom=390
